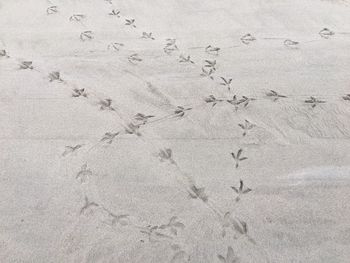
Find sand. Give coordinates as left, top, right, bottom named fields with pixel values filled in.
left=1, top=0, right=350, bottom=262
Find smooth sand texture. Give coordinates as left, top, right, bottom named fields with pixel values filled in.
left=1, top=0, right=350, bottom=262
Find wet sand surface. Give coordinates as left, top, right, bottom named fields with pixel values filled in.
left=1, top=0, right=350, bottom=262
